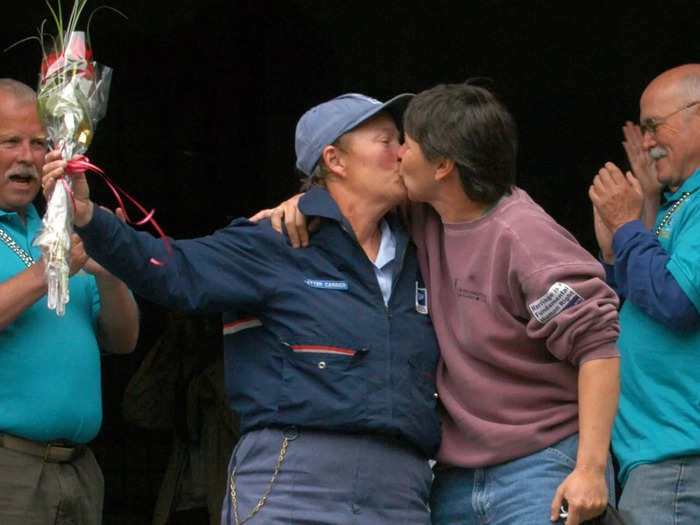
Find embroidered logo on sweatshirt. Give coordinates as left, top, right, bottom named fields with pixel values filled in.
left=454, top=279, right=486, bottom=302
left=528, top=282, right=583, bottom=324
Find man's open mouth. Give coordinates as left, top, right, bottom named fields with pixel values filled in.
left=7, top=174, right=36, bottom=184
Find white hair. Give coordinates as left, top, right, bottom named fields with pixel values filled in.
left=0, top=78, right=37, bottom=104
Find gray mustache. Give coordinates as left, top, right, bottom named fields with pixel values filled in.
left=649, top=147, right=668, bottom=161
left=4, top=168, right=39, bottom=182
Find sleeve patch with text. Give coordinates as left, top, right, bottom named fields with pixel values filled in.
left=528, top=282, right=583, bottom=324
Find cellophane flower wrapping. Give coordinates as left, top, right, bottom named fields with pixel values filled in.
left=34, top=30, right=112, bottom=316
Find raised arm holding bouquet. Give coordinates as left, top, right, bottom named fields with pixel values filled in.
left=32, top=0, right=112, bottom=315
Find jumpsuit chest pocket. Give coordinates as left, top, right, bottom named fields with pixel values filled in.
left=278, top=339, right=369, bottom=426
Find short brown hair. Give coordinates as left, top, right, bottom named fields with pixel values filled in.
left=403, top=82, right=517, bottom=205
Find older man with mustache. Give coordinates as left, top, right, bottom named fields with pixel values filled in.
left=0, top=78, right=139, bottom=525
left=591, top=64, right=700, bottom=525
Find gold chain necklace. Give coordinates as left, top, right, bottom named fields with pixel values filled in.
left=655, top=192, right=691, bottom=237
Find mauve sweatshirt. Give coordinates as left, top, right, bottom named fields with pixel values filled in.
left=410, top=188, right=620, bottom=467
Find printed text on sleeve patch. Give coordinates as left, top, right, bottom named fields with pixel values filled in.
left=528, top=282, right=583, bottom=324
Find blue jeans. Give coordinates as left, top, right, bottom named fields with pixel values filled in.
left=430, top=433, right=615, bottom=525
left=618, top=455, right=700, bottom=525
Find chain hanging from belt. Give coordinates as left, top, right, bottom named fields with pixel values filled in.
left=0, top=227, right=36, bottom=268
left=229, top=435, right=289, bottom=525
left=655, top=191, right=691, bottom=237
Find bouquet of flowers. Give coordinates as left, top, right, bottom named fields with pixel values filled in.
left=33, top=0, right=113, bottom=316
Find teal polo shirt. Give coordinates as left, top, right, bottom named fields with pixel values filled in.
left=0, top=204, right=102, bottom=443
left=613, top=167, right=700, bottom=484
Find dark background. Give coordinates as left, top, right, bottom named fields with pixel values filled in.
left=3, top=1, right=700, bottom=522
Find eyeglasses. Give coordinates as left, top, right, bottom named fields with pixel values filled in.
left=640, top=100, right=700, bottom=135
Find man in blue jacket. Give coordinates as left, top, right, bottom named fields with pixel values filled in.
left=43, top=93, right=441, bottom=524
left=590, top=64, right=700, bottom=524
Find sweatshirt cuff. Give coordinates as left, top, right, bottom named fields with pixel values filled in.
left=577, top=340, right=620, bottom=365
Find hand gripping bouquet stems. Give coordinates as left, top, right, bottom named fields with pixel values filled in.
left=33, top=1, right=113, bottom=316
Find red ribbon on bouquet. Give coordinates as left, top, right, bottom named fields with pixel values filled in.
left=64, top=155, right=171, bottom=266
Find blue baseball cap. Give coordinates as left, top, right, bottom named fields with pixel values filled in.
left=295, top=92, right=413, bottom=176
